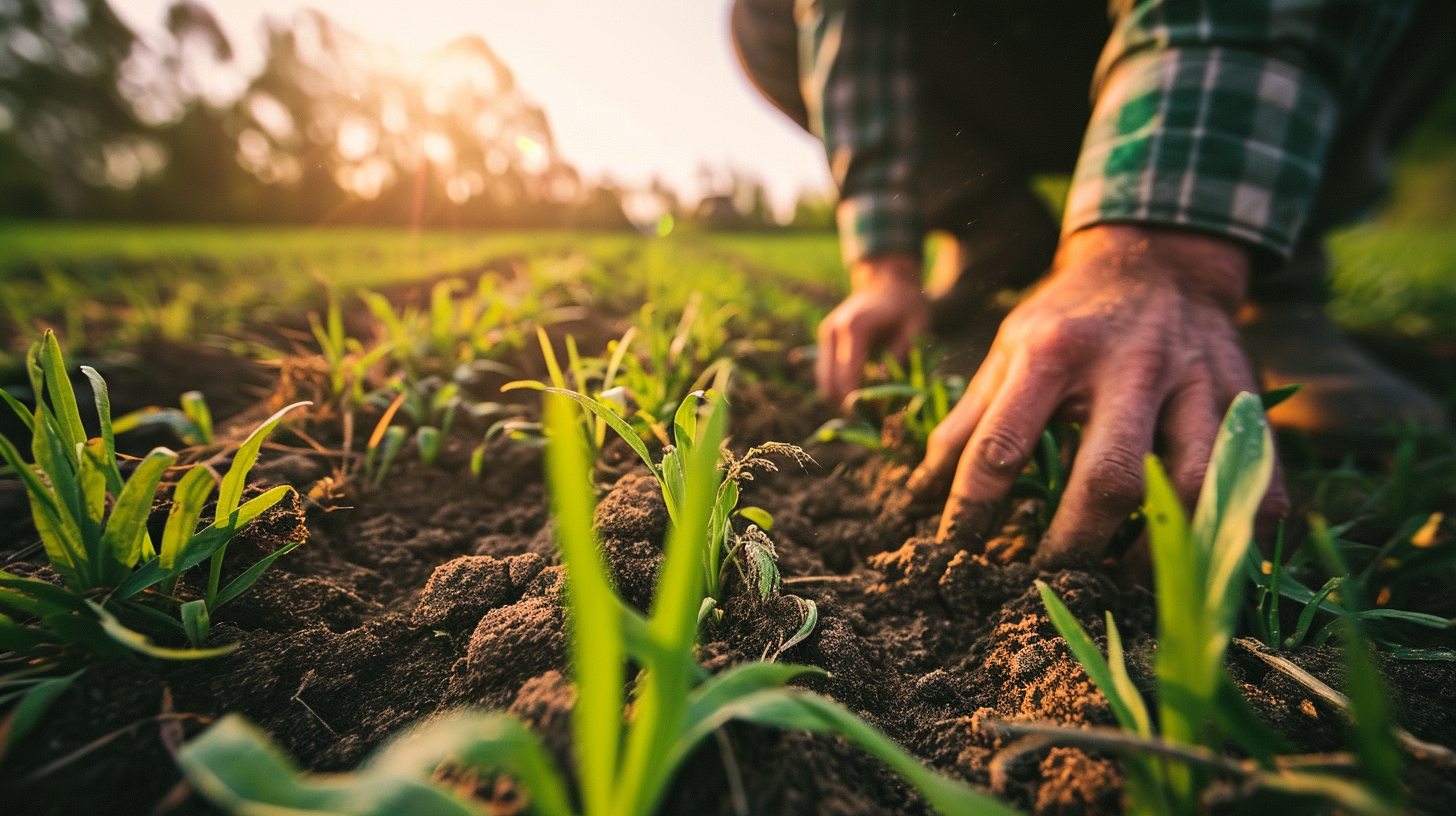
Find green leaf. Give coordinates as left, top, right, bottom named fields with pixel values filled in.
left=211, top=539, right=303, bottom=610
left=1286, top=577, right=1342, bottom=649
left=736, top=506, right=773, bottom=531
left=181, top=599, right=210, bottom=648
left=697, top=689, right=1020, bottom=816
left=1037, top=582, right=1144, bottom=735
left=0, top=387, right=34, bottom=434
left=1194, top=392, right=1273, bottom=646
left=180, top=713, right=575, bottom=816
left=678, top=661, right=825, bottom=749
left=161, top=465, right=217, bottom=570
left=1104, top=613, right=1152, bottom=739
left=93, top=602, right=235, bottom=661
left=416, top=426, right=441, bottom=467
left=1, top=669, right=83, bottom=752
left=0, top=572, right=90, bottom=613
left=544, top=394, right=622, bottom=816
left=1338, top=619, right=1403, bottom=807
left=114, top=486, right=294, bottom=601
left=100, top=446, right=177, bottom=570
left=614, top=390, right=727, bottom=816
left=543, top=388, right=659, bottom=479
left=0, top=433, right=83, bottom=588
left=39, top=331, right=86, bottom=456
left=1260, top=383, right=1303, bottom=410
left=79, top=366, right=123, bottom=495
left=181, top=391, right=213, bottom=444
left=217, top=401, right=310, bottom=519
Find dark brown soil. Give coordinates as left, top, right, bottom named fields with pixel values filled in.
left=3, top=350, right=1456, bottom=816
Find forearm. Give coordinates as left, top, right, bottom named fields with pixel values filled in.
left=1066, top=0, right=1418, bottom=259
left=797, top=0, right=923, bottom=266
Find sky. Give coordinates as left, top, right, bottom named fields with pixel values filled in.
left=107, top=0, right=833, bottom=219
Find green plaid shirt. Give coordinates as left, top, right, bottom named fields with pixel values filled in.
left=798, top=0, right=1416, bottom=265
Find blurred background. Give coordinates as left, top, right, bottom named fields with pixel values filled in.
left=0, top=0, right=835, bottom=230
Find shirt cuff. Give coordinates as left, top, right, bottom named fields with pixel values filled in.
left=1064, top=47, right=1339, bottom=259
left=836, top=192, right=923, bottom=266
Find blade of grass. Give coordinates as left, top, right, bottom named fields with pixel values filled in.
left=544, top=394, right=622, bottom=816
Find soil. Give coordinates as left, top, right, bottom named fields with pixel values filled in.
left=3, top=343, right=1456, bottom=816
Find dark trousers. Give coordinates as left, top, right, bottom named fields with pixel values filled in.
left=732, top=0, right=1456, bottom=305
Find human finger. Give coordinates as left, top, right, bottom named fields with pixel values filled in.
left=829, top=313, right=874, bottom=412
left=936, top=353, right=1064, bottom=543
left=1033, top=383, right=1159, bottom=570
left=906, top=348, right=1007, bottom=498
left=1157, top=379, right=1219, bottom=510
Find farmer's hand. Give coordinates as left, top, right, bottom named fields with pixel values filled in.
left=816, top=253, right=929, bottom=409
left=906, top=224, right=1288, bottom=570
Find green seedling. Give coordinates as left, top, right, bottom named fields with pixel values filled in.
left=1037, top=393, right=1401, bottom=816
left=502, top=325, right=640, bottom=455
left=616, top=294, right=735, bottom=430
left=811, top=346, right=964, bottom=451
left=360, top=277, right=528, bottom=379
left=308, top=288, right=394, bottom=407
left=545, top=387, right=809, bottom=611
left=0, top=332, right=308, bottom=663
left=1245, top=511, right=1456, bottom=658
left=177, top=392, right=1019, bottom=816
left=113, top=389, right=214, bottom=446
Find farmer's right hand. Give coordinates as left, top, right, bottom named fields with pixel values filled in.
left=816, top=252, right=928, bottom=409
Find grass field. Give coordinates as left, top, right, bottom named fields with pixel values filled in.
left=4, top=221, right=1453, bottom=337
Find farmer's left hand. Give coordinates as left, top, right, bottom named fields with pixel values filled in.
left=905, top=223, right=1289, bottom=570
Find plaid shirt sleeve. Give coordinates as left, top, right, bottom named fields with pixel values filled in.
left=796, top=0, right=922, bottom=266
left=1065, top=0, right=1417, bottom=258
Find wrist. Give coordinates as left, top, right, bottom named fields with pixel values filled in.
left=850, top=253, right=923, bottom=292
left=1059, top=224, right=1250, bottom=314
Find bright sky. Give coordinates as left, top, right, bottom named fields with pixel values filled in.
left=107, top=0, right=832, bottom=218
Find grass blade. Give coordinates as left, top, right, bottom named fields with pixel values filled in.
left=702, top=689, right=1020, bottom=816
left=0, top=669, right=83, bottom=759
left=100, top=447, right=177, bottom=570
left=39, top=332, right=86, bottom=455
left=79, top=366, right=124, bottom=495
left=211, top=538, right=303, bottom=610
left=543, top=388, right=658, bottom=478
left=615, top=392, right=726, bottom=816
left=161, top=465, right=216, bottom=570
left=544, top=394, right=622, bottom=816
left=92, top=602, right=235, bottom=660
left=181, top=599, right=210, bottom=647
left=0, top=387, right=34, bottom=433
left=1194, top=393, right=1273, bottom=638
left=1037, top=581, right=1144, bottom=734
left=217, top=402, right=310, bottom=519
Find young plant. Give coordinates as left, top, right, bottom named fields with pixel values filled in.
left=0, top=332, right=308, bottom=663
left=360, top=277, right=527, bottom=379
left=113, top=389, right=214, bottom=446
left=1246, top=511, right=1456, bottom=657
left=810, top=346, right=965, bottom=451
left=176, top=392, right=1019, bottom=816
left=1035, top=393, right=1402, bottom=815
left=501, top=325, right=641, bottom=456
left=546, top=387, right=809, bottom=611
left=309, top=288, right=394, bottom=408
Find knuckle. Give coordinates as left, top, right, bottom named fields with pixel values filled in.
left=973, top=427, right=1030, bottom=477
left=1173, top=460, right=1209, bottom=500
left=1085, top=446, right=1146, bottom=509
left=1035, top=316, right=1097, bottom=355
